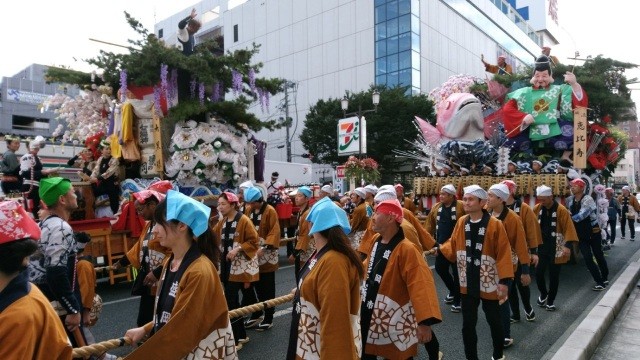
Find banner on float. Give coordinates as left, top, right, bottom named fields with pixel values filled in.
left=573, top=107, right=587, bottom=169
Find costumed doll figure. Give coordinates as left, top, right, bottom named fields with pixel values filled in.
left=502, top=55, right=588, bottom=160
left=593, top=185, right=610, bottom=245
left=20, top=136, right=54, bottom=217
left=90, top=140, right=121, bottom=215
left=67, top=148, right=96, bottom=181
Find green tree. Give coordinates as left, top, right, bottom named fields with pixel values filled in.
left=44, top=12, right=284, bottom=132
left=300, top=87, right=435, bottom=182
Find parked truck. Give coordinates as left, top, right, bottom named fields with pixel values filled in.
left=264, top=160, right=313, bottom=186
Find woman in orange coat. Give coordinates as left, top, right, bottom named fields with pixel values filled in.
left=123, top=191, right=236, bottom=359
left=287, top=197, right=363, bottom=359
left=213, top=191, right=259, bottom=350
left=113, top=189, right=170, bottom=326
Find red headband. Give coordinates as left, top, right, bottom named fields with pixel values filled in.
left=375, top=199, right=404, bottom=223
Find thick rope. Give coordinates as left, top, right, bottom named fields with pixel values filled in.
left=72, top=293, right=295, bottom=357
left=423, top=248, right=437, bottom=256
left=229, top=293, right=294, bottom=319
left=72, top=337, right=131, bottom=359
left=280, top=236, right=296, bottom=243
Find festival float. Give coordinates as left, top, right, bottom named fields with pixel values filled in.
left=407, top=56, right=635, bottom=211
left=41, top=14, right=284, bottom=282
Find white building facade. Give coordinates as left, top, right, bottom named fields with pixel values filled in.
left=612, top=149, right=639, bottom=190
left=155, top=0, right=557, bottom=165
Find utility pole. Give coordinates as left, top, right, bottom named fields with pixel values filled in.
left=284, top=81, right=292, bottom=162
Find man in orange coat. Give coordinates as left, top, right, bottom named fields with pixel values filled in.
left=487, top=184, right=530, bottom=349
left=425, top=184, right=465, bottom=312
left=501, top=180, right=540, bottom=323
left=481, top=54, right=512, bottom=75
left=533, top=185, right=578, bottom=311
left=362, top=199, right=442, bottom=360
left=439, top=185, right=514, bottom=360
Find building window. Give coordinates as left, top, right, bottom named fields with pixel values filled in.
left=12, top=115, right=49, bottom=132
left=374, top=0, right=420, bottom=93
left=234, top=25, right=239, bottom=42
left=158, top=29, right=163, bottom=39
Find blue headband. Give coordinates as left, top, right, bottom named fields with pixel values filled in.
left=306, top=197, right=351, bottom=235
left=244, top=187, right=263, bottom=202
left=166, top=190, right=211, bottom=237
left=298, top=186, right=312, bottom=198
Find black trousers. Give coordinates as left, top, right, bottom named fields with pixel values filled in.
left=620, top=216, right=636, bottom=239
left=578, top=231, right=609, bottom=285
left=509, top=264, right=532, bottom=319
left=242, top=272, right=276, bottom=322
left=93, top=178, right=120, bottom=214
left=1, top=178, right=21, bottom=194
left=461, top=295, right=504, bottom=360
left=137, top=293, right=156, bottom=327
left=224, top=281, right=246, bottom=343
left=607, top=217, right=617, bottom=243
left=536, top=253, right=562, bottom=305
left=423, top=331, right=440, bottom=360
left=435, top=253, right=460, bottom=305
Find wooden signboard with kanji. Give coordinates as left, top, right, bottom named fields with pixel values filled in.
left=573, top=107, right=587, bottom=169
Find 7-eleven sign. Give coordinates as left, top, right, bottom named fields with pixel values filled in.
left=337, top=116, right=367, bottom=155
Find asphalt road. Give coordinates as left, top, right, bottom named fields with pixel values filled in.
left=91, top=227, right=639, bottom=360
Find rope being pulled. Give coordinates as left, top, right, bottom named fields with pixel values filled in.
left=72, top=337, right=131, bottom=359
left=72, top=293, right=295, bottom=358
left=280, top=236, right=296, bottom=243
left=229, top=293, right=294, bottom=318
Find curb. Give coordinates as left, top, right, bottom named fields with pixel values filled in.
left=549, top=259, right=640, bottom=360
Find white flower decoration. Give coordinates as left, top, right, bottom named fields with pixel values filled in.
left=196, top=143, right=219, bottom=165
left=171, top=126, right=199, bottom=149
left=170, top=150, right=199, bottom=170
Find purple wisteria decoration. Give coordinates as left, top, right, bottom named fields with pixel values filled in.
left=212, top=82, right=221, bottom=102
left=167, top=69, right=178, bottom=101
left=256, top=87, right=271, bottom=113
left=231, top=70, right=243, bottom=95
left=256, top=87, right=266, bottom=113
left=153, top=85, right=163, bottom=116
left=119, top=69, right=128, bottom=102
left=160, top=64, right=169, bottom=97
left=264, top=89, right=270, bottom=110
left=248, top=68, right=256, bottom=94
left=190, top=79, right=197, bottom=99
left=199, top=82, right=205, bottom=106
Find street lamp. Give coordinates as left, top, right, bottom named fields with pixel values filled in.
left=341, top=90, right=380, bottom=158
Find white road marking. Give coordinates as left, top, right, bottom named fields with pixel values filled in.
left=103, top=297, right=139, bottom=306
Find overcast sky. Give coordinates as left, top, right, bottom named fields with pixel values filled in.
left=1, top=0, right=637, bottom=107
